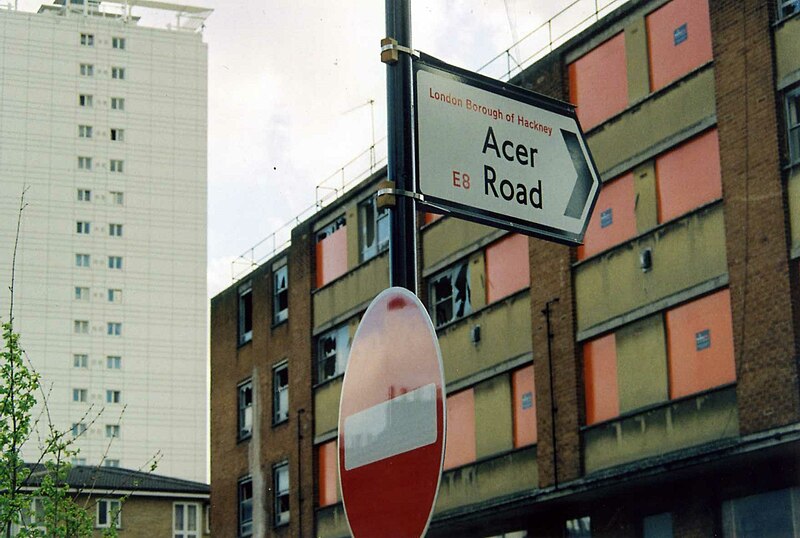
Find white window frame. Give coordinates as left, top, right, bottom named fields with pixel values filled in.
left=428, top=260, right=472, bottom=328
left=75, top=253, right=90, bottom=267
left=358, top=195, right=390, bottom=262
left=173, top=502, right=201, bottom=538
left=107, top=322, right=122, bottom=336
left=273, top=363, right=288, bottom=424
left=104, top=459, right=120, bottom=468
left=779, top=0, right=800, bottom=19
left=273, top=462, right=290, bottom=527
left=78, top=125, right=93, bottom=138
left=78, top=156, right=92, bottom=170
left=105, top=424, right=120, bottom=438
left=111, top=97, right=125, bottom=110
left=112, top=36, right=126, bottom=50
left=108, top=288, right=122, bottom=303
left=238, top=477, right=253, bottom=538
left=110, top=128, right=124, bottom=142
left=80, top=33, right=94, bottom=46
left=74, top=286, right=89, bottom=300
left=106, top=356, right=122, bottom=369
left=110, top=191, right=124, bottom=205
left=111, top=66, right=125, bottom=80
left=316, top=324, right=350, bottom=384
left=109, top=223, right=123, bottom=237
left=79, top=94, right=93, bottom=107
left=77, top=188, right=91, bottom=201
left=108, top=256, right=123, bottom=270
left=273, top=263, right=288, bottom=324
left=238, top=379, right=253, bottom=440
left=76, top=221, right=90, bottom=234
left=71, top=422, right=87, bottom=437
left=79, top=63, right=94, bottom=77
left=72, top=388, right=87, bottom=402
left=73, top=354, right=88, bottom=368
left=110, top=159, right=124, bottom=173
left=238, top=282, right=253, bottom=345
left=96, top=499, right=121, bottom=529
left=106, top=390, right=121, bottom=404
left=74, top=320, right=89, bottom=334
left=786, top=85, right=800, bottom=166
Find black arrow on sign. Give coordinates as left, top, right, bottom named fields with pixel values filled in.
left=562, top=129, right=594, bottom=219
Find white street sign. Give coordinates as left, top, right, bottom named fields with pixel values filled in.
left=414, top=56, right=601, bottom=244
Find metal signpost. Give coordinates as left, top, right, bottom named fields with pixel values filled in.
left=337, top=1, right=602, bottom=536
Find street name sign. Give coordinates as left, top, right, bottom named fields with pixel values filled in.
left=414, top=53, right=601, bottom=244
left=338, top=287, right=446, bottom=538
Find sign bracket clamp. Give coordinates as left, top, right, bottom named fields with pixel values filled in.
left=380, top=37, right=419, bottom=64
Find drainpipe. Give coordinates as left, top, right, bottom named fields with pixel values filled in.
left=542, top=298, right=559, bottom=487
left=297, top=408, right=305, bottom=538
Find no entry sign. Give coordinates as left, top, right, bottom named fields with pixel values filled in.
left=338, top=287, right=446, bottom=538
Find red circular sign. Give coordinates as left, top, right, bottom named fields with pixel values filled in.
left=338, top=287, right=446, bottom=538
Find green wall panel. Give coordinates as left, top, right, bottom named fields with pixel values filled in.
left=615, top=314, right=668, bottom=413
left=575, top=204, right=727, bottom=332
left=434, top=446, right=537, bottom=515
left=633, top=161, right=658, bottom=233
left=314, top=377, right=343, bottom=438
left=313, top=253, right=389, bottom=328
left=583, top=386, right=738, bottom=472
left=586, top=67, right=716, bottom=176
left=438, top=293, right=532, bottom=385
left=316, top=505, right=350, bottom=538
left=422, top=217, right=498, bottom=270
left=788, top=169, right=800, bottom=256
left=474, top=375, right=514, bottom=459
left=625, top=16, right=651, bottom=104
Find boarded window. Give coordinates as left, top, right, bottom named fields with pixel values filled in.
left=443, top=389, right=476, bottom=470
left=583, top=333, right=619, bottom=425
left=666, top=289, right=736, bottom=399
left=569, top=32, right=628, bottom=130
left=578, top=173, right=637, bottom=259
left=485, top=234, right=530, bottom=303
left=315, top=218, right=347, bottom=288
left=656, top=129, right=722, bottom=223
left=512, top=366, right=537, bottom=447
left=318, top=441, right=338, bottom=507
left=646, top=0, right=713, bottom=91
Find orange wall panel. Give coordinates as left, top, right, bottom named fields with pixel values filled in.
left=666, top=289, right=736, bottom=399
left=577, top=173, right=637, bottom=260
left=512, top=366, right=537, bottom=447
left=569, top=32, right=628, bottom=131
left=424, top=212, right=442, bottom=225
left=656, top=129, right=722, bottom=223
left=584, top=333, right=620, bottom=425
left=485, top=234, right=531, bottom=303
left=318, top=441, right=338, bottom=507
left=443, top=389, right=476, bottom=470
left=646, top=0, right=713, bottom=91
left=315, top=225, right=348, bottom=288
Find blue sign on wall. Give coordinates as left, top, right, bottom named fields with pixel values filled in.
left=522, top=392, right=533, bottom=410
left=600, top=208, right=613, bottom=228
left=674, top=23, right=688, bottom=46
left=695, top=329, right=710, bottom=351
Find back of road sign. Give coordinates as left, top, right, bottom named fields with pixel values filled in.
left=338, top=287, right=446, bottom=538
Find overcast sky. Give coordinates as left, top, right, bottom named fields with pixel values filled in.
left=17, top=0, right=611, bottom=296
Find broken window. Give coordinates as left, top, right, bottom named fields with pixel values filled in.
left=273, top=263, right=288, bottom=324
left=238, top=282, right=253, bottom=345
left=317, top=324, right=350, bottom=383
left=429, top=261, right=471, bottom=327
left=238, top=380, right=253, bottom=440
left=358, top=195, right=390, bottom=262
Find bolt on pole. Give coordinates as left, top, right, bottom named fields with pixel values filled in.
left=384, top=0, right=418, bottom=294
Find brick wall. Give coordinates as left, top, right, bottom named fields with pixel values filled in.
left=210, top=220, right=315, bottom=537
left=711, top=0, right=800, bottom=433
left=518, top=54, right=584, bottom=487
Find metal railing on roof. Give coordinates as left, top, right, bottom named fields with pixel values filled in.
left=230, top=139, right=387, bottom=281
left=477, top=0, right=630, bottom=81
left=230, top=0, right=633, bottom=283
